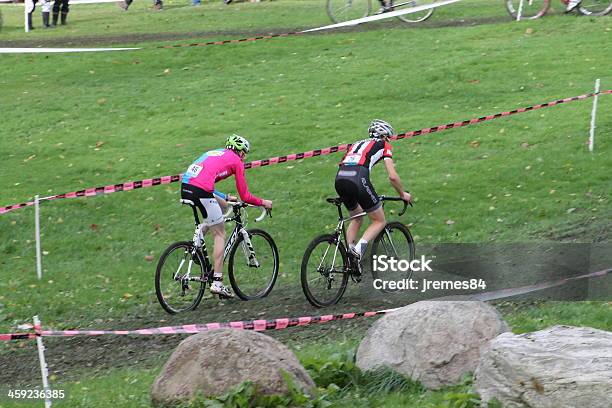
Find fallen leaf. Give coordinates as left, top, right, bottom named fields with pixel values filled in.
left=144, top=255, right=154, bottom=262
left=445, top=219, right=455, bottom=225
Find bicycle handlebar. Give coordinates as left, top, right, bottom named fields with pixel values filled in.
left=223, top=201, right=271, bottom=222
left=325, top=195, right=412, bottom=216
left=379, top=195, right=412, bottom=216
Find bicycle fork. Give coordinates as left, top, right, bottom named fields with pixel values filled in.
left=239, top=229, right=260, bottom=268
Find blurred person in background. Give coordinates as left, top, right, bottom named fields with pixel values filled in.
left=26, top=0, right=36, bottom=30
left=41, top=0, right=52, bottom=28
left=52, top=0, right=69, bottom=25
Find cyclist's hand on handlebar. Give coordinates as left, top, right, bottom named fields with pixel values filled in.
left=227, top=194, right=238, bottom=202
left=262, top=199, right=273, bottom=210
left=401, top=191, right=412, bottom=203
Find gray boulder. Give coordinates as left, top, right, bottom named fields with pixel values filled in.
left=151, top=329, right=315, bottom=407
left=356, top=301, right=508, bottom=389
left=475, top=325, right=612, bottom=408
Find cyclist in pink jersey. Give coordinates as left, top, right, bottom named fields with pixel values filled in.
left=181, top=134, right=273, bottom=298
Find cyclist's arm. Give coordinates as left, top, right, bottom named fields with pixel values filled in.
left=233, top=164, right=264, bottom=206
left=383, top=158, right=411, bottom=202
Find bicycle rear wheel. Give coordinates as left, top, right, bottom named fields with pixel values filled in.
left=155, top=241, right=206, bottom=314
left=327, top=0, right=372, bottom=23
left=394, top=0, right=436, bottom=24
left=578, top=0, right=612, bottom=15
left=228, top=228, right=279, bottom=300
left=505, top=0, right=551, bottom=19
left=371, top=222, right=415, bottom=293
left=301, top=234, right=349, bottom=307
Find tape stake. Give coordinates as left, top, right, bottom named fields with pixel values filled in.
left=589, top=79, right=601, bottom=152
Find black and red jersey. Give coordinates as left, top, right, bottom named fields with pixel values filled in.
left=339, top=138, right=393, bottom=170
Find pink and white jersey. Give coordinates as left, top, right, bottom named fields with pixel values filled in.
left=182, top=148, right=263, bottom=206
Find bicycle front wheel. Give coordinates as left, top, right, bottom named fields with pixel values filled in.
left=327, top=0, right=372, bottom=23
left=505, top=0, right=551, bottom=19
left=228, top=229, right=279, bottom=300
left=394, top=0, right=436, bottom=24
left=155, top=241, right=206, bottom=314
left=371, top=222, right=415, bottom=293
left=578, top=0, right=612, bottom=16
left=301, top=234, right=349, bottom=307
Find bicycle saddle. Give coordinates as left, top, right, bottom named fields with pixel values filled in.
left=179, top=198, right=196, bottom=207
left=326, top=197, right=343, bottom=206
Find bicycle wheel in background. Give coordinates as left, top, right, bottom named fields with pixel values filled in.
left=370, top=222, right=415, bottom=293
left=327, top=0, right=372, bottom=23
left=301, top=234, right=349, bottom=307
left=394, top=0, right=436, bottom=24
left=578, top=0, right=612, bottom=15
left=155, top=241, right=206, bottom=314
left=505, top=0, right=551, bottom=19
left=228, top=229, right=279, bottom=300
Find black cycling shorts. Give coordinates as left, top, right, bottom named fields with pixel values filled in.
left=334, top=165, right=382, bottom=213
left=180, top=183, right=224, bottom=226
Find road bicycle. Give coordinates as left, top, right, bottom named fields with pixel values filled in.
left=301, top=196, right=415, bottom=307
left=155, top=199, right=278, bottom=314
left=505, top=0, right=612, bottom=19
left=326, top=0, right=438, bottom=24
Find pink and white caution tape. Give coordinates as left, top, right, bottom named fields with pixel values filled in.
left=1, top=268, right=608, bottom=341
left=1, top=90, right=610, bottom=215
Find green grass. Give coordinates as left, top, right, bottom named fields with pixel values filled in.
left=0, top=1, right=610, bottom=406
left=0, top=1, right=610, bottom=329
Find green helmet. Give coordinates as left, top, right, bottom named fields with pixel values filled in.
left=226, top=134, right=250, bottom=153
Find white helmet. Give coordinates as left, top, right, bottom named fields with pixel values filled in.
left=368, top=119, right=395, bottom=139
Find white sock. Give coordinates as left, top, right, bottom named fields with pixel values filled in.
left=356, top=239, right=368, bottom=256
left=213, top=272, right=223, bottom=281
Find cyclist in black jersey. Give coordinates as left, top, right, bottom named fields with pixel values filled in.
left=335, top=119, right=412, bottom=264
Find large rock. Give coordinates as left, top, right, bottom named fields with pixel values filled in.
left=475, top=325, right=612, bottom=408
left=151, top=329, right=315, bottom=407
left=356, top=301, right=508, bottom=389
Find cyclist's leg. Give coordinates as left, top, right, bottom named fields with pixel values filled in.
left=198, top=197, right=225, bottom=276
left=347, top=206, right=365, bottom=249
left=199, top=198, right=234, bottom=297
left=354, top=172, right=385, bottom=256
left=209, top=223, right=226, bottom=277
left=335, top=171, right=361, bottom=248
left=356, top=206, right=386, bottom=256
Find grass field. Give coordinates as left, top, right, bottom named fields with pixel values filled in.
left=0, top=0, right=611, bottom=406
